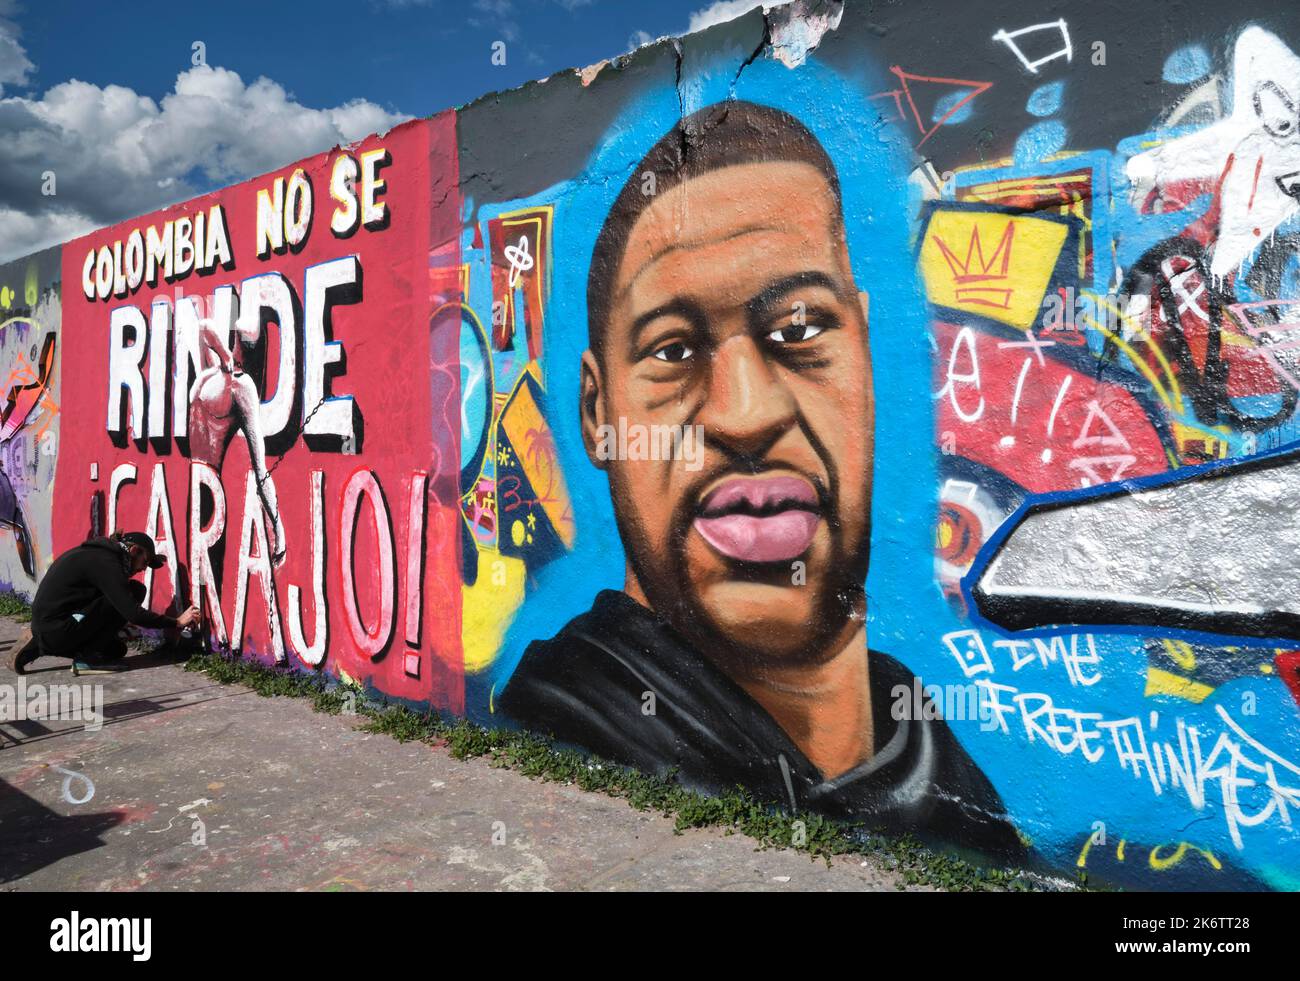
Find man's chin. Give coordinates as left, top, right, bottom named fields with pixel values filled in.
left=686, top=579, right=850, bottom=662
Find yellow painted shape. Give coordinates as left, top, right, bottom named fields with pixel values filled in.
left=1079, top=312, right=1178, bottom=414
left=1075, top=835, right=1093, bottom=868
left=919, top=210, right=1068, bottom=329
left=1144, top=667, right=1214, bottom=703
left=462, top=546, right=527, bottom=673
left=937, top=521, right=953, bottom=549
left=1161, top=638, right=1196, bottom=671
left=1085, top=292, right=1186, bottom=410
left=1172, top=421, right=1231, bottom=460
left=499, top=368, right=575, bottom=548
left=1149, top=841, right=1222, bottom=871
left=959, top=179, right=1093, bottom=279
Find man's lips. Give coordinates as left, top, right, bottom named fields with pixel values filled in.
left=693, top=475, right=821, bottom=564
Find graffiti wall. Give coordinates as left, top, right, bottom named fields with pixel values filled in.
left=13, top=0, right=1300, bottom=889
left=0, top=247, right=60, bottom=595
left=54, top=114, right=466, bottom=714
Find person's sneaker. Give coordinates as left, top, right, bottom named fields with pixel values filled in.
left=70, top=659, right=127, bottom=676
left=7, top=629, right=37, bottom=675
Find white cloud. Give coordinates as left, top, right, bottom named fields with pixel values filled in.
left=626, top=30, right=656, bottom=52
left=470, top=0, right=597, bottom=48
left=0, top=31, right=31, bottom=93
left=0, top=1, right=32, bottom=95
left=0, top=55, right=408, bottom=263
left=687, top=0, right=766, bottom=34
left=0, top=205, right=95, bottom=260
left=624, top=0, right=767, bottom=58
left=472, top=0, right=521, bottom=43
left=0, top=0, right=778, bottom=265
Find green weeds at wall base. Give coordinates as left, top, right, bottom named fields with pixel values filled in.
left=179, top=646, right=1058, bottom=892
left=0, top=591, right=33, bottom=622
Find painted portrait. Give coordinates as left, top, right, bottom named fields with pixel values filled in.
left=496, top=94, right=1024, bottom=860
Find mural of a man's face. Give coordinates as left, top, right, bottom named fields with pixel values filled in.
left=581, top=157, right=874, bottom=666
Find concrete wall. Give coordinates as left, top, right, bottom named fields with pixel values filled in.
left=8, top=0, right=1300, bottom=888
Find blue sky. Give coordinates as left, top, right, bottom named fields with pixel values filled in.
left=0, top=0, right=763, bottom=261
left=22, top=0, right=729, bottom=118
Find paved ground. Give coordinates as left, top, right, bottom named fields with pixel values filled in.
left=0, top=617, right=918, bottom=891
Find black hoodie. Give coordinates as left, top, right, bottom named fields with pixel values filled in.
left=501, top=589, right=1025, bottom=863
left=32, top=537, right=176, bottom=641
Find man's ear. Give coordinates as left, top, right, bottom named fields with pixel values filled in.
left=858, top=290, right=874, bottom=389
left=579, top=350, right=608, bottom=470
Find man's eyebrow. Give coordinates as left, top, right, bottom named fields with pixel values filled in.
left=625, top=298, right=707, bottom=353
left=746, top=271, right=847, bottom=316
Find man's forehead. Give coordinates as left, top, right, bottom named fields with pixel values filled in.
left=612, top=161, right=845, bottom=304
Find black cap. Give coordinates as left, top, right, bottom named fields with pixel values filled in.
left=121, top=532, right=165, bottom=569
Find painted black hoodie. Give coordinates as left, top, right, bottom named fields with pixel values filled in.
left=501, top=589, right=1026, bottom=863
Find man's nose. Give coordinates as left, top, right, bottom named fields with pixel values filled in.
left=695, top=334, right=797, bottom=457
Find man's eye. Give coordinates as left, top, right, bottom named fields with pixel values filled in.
left=767, top=324, right=825, bottom=344
left=653, top=341, right=694, bottom=362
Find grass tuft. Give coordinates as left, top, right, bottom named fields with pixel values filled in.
left=0, top=590, right=33, bottom=622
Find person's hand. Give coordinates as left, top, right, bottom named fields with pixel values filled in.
left=176, top=606, right=202, bottom=630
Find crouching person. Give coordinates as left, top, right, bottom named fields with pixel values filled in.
left=8, top=531, right=200, bottom=676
